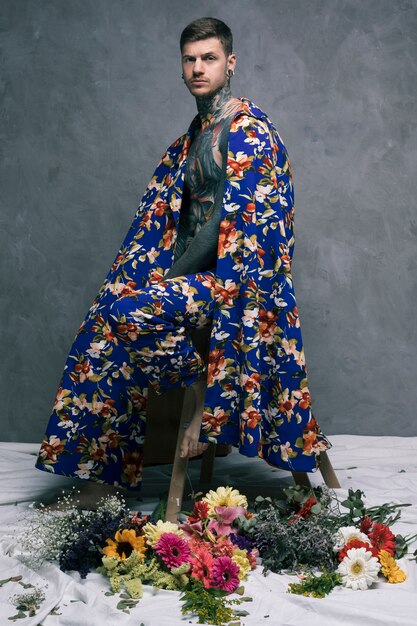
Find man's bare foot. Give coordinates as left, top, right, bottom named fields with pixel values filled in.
left=180, top=375, right=209, bottom=459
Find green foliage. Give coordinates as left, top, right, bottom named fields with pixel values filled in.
left=239, top=488, right=337, bottom=574
left=180, top=579, right=251, bottom=625
left=150, top=492, right=168, bottom=522
left=337, top=488, right=411, bottom=526
left=288, top=570, right=342, bottom=598
left=115, top=593, right=140, bottom=614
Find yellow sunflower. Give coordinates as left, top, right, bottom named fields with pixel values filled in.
left=379, top=549, right=406, bottom=583
left=102, top=529, right=147, bottom=561
left=202, top=486, right=248, bottom=516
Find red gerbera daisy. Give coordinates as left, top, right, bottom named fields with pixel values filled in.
left=338, top=539, right=379, bottom=561
left=190, top=547, right=213, bottom=589
left=359, top=515, right=373, bottom=535
left=368, top=522, right=396, bottom=556
left=188, top=500, right=210, bottom=524
left=295, top=497, right=317, bottom=519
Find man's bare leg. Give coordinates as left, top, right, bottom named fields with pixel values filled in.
left=180, top=373, right=209, bottom=458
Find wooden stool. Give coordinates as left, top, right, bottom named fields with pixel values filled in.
left=143, top=325, right=340, bottom=522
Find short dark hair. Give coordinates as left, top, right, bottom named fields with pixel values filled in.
left=180, top=17, right=233, bottom=57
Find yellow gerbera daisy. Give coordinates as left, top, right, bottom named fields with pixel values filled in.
left=142, top=520, right=185, bottom=547
left=102, top=529, right=147, bottom=561
left=231, top=548, right=251, bottom=580
left=379, top=549, right=406, bottom=583
left=201, top=486, right=248, bottom=516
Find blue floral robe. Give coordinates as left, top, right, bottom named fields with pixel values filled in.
left=35, top=98, right=331, bottom=489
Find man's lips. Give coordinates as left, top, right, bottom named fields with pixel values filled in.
left=191, top=79, right=207, bottom=84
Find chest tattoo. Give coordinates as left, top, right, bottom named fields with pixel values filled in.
left=179, top=97, right=242, bottom=247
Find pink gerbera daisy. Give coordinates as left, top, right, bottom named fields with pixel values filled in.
left=190, top=547, right=213, bottom=588
left=154, top=532, right=191, bottom=569
left=210, top=556, right=240, bottom=593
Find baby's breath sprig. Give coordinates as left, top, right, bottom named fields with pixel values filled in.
left=9, top=585, right=46, bottom=618
left=18, top=488, right=129, bottom=577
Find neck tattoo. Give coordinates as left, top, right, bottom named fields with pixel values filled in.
left=196, top=81, right=234, bottom=130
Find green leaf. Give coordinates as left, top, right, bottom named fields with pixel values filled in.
left=311, top=504, right=322, bottom=514
left=18, top=581, right=35, bottom=589
left=234, top=610, right=250, bottom=616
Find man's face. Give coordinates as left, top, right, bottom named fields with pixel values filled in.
left=181, top=37, right=236, bottom=98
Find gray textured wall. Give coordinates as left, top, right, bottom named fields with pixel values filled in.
left=1, top=0, right=416, bottom=442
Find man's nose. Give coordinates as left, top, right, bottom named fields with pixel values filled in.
left=193, top=58, right=204, bottom=73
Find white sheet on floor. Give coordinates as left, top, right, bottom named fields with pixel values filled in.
left=0, top=435, right=416, bottom=626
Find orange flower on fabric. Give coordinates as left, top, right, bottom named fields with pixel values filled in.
left=103, top=529, right=147, bottom=561
left=379, top=549, right=406, bottom=583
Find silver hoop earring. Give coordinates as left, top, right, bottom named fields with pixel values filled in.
left=227, top=69, right=234, bottom=78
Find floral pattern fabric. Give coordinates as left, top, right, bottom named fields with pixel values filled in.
left=35, top=97, right=331, bottom=489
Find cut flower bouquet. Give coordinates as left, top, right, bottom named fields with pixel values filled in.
left=13, top=484, right=416, bottom=624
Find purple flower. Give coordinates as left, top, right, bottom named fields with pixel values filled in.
left=230, top=533, right=253, bottom=551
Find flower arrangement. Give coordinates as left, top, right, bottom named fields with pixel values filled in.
left=15, top=485, right=416, bottom=623
left=96, top=486, right=257, bottom=623
left=237, top=486, right=414, bottom=598
left=18, top=486, right=255, bottom=624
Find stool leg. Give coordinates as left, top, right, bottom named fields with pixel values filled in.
left=291, top=471, right=312, bottom=488
left=319, top=451, right=341, bottom=488
left=165, top=390, right=193, bottom=523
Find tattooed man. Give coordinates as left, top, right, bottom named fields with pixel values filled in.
left=164, top=18, right=243, bottom=458
left=36, top=16, right=332, bottom=502
left=164, top=22, right=241, bottom=280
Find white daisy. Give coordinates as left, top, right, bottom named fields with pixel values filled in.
left=337, top=547, right=381, bottom=590
left=333, top=526, right=372, bottom=551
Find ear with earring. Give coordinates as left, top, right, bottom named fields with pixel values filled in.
left=227, top=69, right=235, bottom=78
